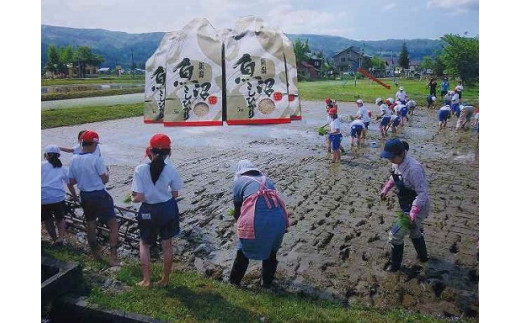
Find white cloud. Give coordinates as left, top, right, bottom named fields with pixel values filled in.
left=383, top=3, right=397, bottom=11
left=427, top=0, right=479, bottom=11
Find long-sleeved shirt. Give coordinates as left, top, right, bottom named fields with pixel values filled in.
left=390, top=154, right=429, bottom=209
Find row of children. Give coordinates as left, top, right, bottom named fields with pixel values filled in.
left=322, top=93, right=417, bottom=163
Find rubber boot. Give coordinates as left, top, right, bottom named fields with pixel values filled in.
left=412, top=237, right=428, bottom=262
left=386, top=243, right=404, bottom=272
left=229, top=250, right=249, bottom=286
left=261, top=251, right=278, bottom=288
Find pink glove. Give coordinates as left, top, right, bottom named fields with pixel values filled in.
left=380, top=180, right=395, bottom=199
left=409, top=205, right=421, bottom=221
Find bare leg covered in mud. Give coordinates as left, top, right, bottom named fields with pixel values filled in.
left=155, top=238, right=173, bottom=286
left=137, top=240, right=152, bottom=287
left=87, top=220, right=103, bottom=261
left=107, top=218, right=120, bottom=267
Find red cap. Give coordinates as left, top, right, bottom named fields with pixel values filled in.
left=149, top=133, right=171, bottom=149
left=328, top=107, right=337, bottom=115
left=80, top=130, right=99, bottom=143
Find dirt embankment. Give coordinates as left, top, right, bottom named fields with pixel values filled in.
left=42, top=100, right=479, bottom=319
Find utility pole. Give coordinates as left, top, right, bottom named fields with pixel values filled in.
left=131, top=49, right=134, bottom=79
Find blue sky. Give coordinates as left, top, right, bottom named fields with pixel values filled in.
left=41, top=0, right=479, bottom=40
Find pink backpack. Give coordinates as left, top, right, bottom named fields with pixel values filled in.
left=237, top=176, right=289, bottom=239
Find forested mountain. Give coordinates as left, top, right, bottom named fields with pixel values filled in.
left=41, top=25, right=443, bottom=69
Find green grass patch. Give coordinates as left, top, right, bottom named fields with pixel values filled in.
left=41, top=243, right=469, bottom=323
left=42, top=103, right=143, bottom=129
left=41, top=76, right=145, bottom=86
left=298, top=78, right=479, bottom=106
left=42, top=88, right=144, bottom=101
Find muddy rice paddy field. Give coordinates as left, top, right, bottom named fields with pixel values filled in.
left=41, top=100, right=479, bottom=319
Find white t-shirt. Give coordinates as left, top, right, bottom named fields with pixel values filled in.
left=440, top=105, right=451, bottom=112
left=41, top=161, right=69, bottom=204
left=357, top=106, right=371, bottom=123
left=396, top=91, right=407, bottom=101
left=394, top=104, right=403, bottom=114
left=455, top=84, right=463, bottom=92
left=452, top=93, right=460, bottom=104
left=351, top=119, right=365, bottom=128
left=68, top=153, right=108, bottom=192
left=406, top=100, right=416, bottom=108
left=72, top=144, right=101, bottom=157
left=329, top=118, right=341, bottom=134
left=131, top=162, right=183, bottom=204
left=379, top=104, right=391, bottom=117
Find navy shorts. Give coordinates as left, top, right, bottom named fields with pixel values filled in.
left=438, top=110, right=450, bottom=121
left=380, top=116, right=391, bottom=127
left=363, top=122, right=369, bottom=129
left=138, top=198, right=180, bottom=245
left=350, top=125, right=363, bottom=138
left=41, top=201, right=66, bottom=222
left=400, top=107, right=408, bottom=117
left=80, top=190, right=116, bottom=224
left=392, top=117, right=401, bottom=127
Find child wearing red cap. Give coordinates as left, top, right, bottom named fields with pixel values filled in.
left=327, top=108, right=343, bottom=163
left=131, top=133, right=183, bottom=287
left=59, top=130, right=101, bottom=157
left=67, top=130, right=119, bottom=267
left=41, top=145, right=76, bottom=245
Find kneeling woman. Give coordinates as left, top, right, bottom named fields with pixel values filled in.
left=230, top=160, right=290, bottom=287
left=132, top=133, right=183, bottom=287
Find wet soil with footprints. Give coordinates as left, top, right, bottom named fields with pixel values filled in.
left=42, top=100, right=479, bottom=319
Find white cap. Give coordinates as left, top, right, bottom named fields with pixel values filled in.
left=44, top=145, right=60, bottom=154
left=399, top=87, right=404, bottom=91
left=235, top=159, right=260, bottom=176
left=356, top=99, right=363, bottom=104
left=375, top=98, right=383, bottom=104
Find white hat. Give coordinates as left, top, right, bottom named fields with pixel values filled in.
left=235, top=159, right=260, bottom=176
left=44, top=145, right=60, bottom=154
left=375, top=98, right=383, bottom=104
left=356, top=99, right=363, bottom=104
left=399, top=87, right=404, bottom=91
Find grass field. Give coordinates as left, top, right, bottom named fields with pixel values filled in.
left=42, top=242, right=463, bottom=323
left=40, top=78, right=479, bottom=129
left=298, top=78, right=479, bottom=106
left=41, top=103, right=143, bottom=129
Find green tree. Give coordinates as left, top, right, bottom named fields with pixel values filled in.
left=46, top=45, right=60, bottom=74
left=398, top=42, right=410, bottom=69
left=419, top=56, right=433, bottom=72
left=371, top=57, right=386, bottom=70
left=293, top=39, right=310, bottom=66
left=433, top=55, right=446, bottom=76
left=75, top=46, right=104, bottom=78
left=439, top=34, right=479, bottom=85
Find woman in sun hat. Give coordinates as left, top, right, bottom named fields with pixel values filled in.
left=229, top=159, right=289, bottom=288
left=41, top=144, right=75, bottom=245
left=379, top=138, right=430, bottom=272
left=131, top=133, right=183, bottom=287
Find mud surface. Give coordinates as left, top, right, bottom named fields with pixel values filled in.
left=41, top=100, right=479, bottom=319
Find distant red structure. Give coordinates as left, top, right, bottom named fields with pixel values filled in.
left=357, top=68, right=391, bottom=90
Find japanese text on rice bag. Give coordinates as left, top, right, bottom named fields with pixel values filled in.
left=144, top=31, right=181, bottom=123
left=163, top=18, right=223, bottom=126
left=224, top=17, right=291, bottom=125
